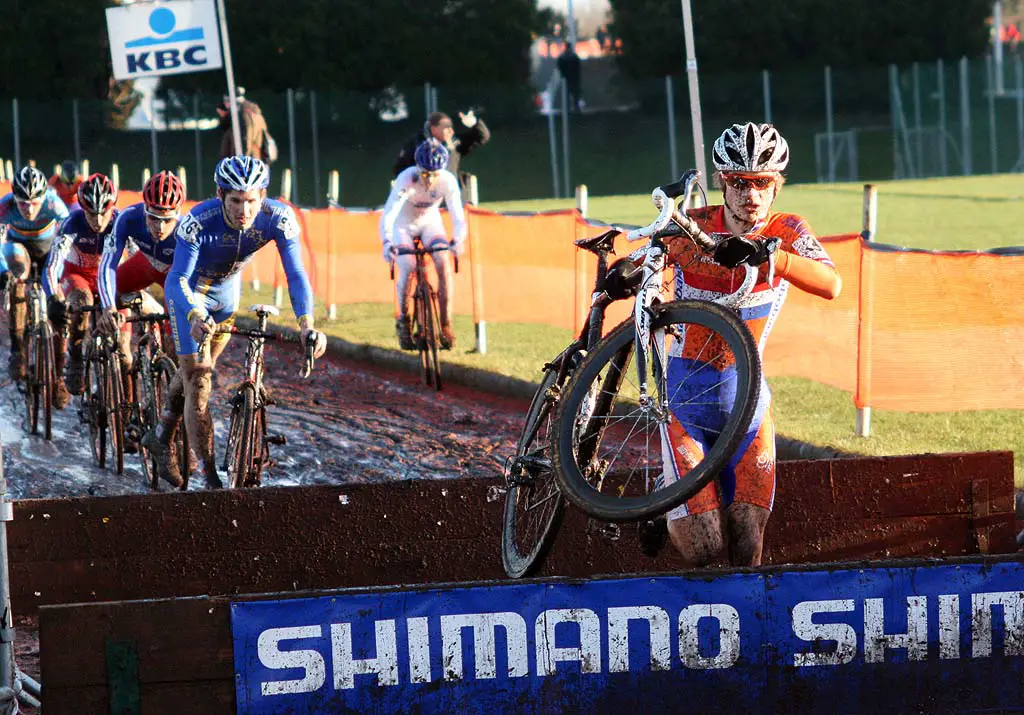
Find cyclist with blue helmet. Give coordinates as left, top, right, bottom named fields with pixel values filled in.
left=0, top=165, right=70, bottom=379
left=380, top=138, right=467, bottom=350
left=143, top=155, right=326, bottom=490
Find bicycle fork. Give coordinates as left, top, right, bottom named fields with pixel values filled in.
left=633, top=242, right=669, bottom=420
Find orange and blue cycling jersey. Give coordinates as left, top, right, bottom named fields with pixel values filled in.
left=0, top=189, right=70, bottom=272
left=660, top=206, right=835, bottom=519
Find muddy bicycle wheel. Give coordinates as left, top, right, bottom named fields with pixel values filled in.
left=39, top=322, right=55, bottom=441
left=552, top=300, right=760, bottom=522
left=83, top=348, right=107, bottom=469
left=225, top=384, right=257, bottom=488
left=502, top=366, right=567, bottom=578
left=104, top=353, right=125, bottom=476
left=425, top=288, right=443, bottom=391
left=23, top=329, right=40, bottom=436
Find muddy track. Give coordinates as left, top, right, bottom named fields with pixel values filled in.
left=0, top=338, right=528, bottom=500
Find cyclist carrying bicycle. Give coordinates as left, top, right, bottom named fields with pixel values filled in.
left=609, top=123, right=842, bottom=568
left=381, top=138, right=466, bottom=351
left=0, top=166, right=70, bottom=379
left=42, top=173, right=119, bottom=409
left=146, top=156, right=326, bottom=490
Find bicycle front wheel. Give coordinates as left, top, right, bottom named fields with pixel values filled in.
left=39, top=322, right=55, bottom=440
left=104, top=353, right=125, bottom=476
left=23, top=328, right=41, bottom=436
left=502, top=367, right=566, bottom=578
left=225, top=384, right=257, bottom=489
left=426, top=288, right=443, bottom=391
left=552, top=300, right=761, bottom=522
left=83, top=347, right=107, bottom=469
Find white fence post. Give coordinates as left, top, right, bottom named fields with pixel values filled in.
left=856, top=183, right=878, bottom=438
left=327, top=169, right=340, bottom=320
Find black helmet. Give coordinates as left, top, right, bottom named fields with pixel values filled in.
left=59, top=160, right=80, bottom=184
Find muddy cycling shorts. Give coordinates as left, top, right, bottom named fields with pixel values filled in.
left=659, top=356, right=776, bottom=520
left=167, top=273, right=239, bottom=356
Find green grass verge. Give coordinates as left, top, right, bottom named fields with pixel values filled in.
left=245, top=174, right=1024, bottom=487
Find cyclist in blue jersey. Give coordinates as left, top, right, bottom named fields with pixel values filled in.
left=42, top=174, right=119, bottom=408
left=144, top=156, right=326, bottom=489
left=0, top=166, right=70, bottom=379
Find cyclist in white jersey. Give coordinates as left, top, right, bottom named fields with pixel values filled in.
left=380, top=138, right=466, bottom=350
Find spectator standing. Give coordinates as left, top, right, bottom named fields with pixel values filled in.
left=556, top=43, right=584, bottom=113
left=216, top=87, right=276, bottom=163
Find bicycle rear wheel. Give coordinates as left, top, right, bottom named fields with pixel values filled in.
left=414, top=285, right=432, bottom=387
left=225, top=384, right=257, bottom=489
left=552, top=300, right=760, bottom=522
left=502, top=367, right=567, bottom=578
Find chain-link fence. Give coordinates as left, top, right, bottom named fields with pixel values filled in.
left=3, top=54, right=1024, bottom=207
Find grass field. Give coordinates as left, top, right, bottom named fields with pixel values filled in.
left=247, top=174, right=1024, bottom=487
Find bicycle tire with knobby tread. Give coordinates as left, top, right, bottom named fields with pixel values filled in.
left=227, top=385, right=258, bottom=489
left=552, top=300, right=761, bottom=522
left=105, top=353, right=125, bottom=476
left=502, top=367, right=567, bottom=578
left=426, top=288, right=443, bottom=390
left=84, top=348, right=107, bottom=470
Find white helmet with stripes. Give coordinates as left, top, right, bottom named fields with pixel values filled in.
left=712, top=122, right=790, bottom=173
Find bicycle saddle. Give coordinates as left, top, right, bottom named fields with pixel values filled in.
left=249, top=304, right=280, bottom=316
left=574, top=230, right=618, bottom=256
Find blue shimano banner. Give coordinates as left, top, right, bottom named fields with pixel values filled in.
left=231, top=561, right=1024, bottom=714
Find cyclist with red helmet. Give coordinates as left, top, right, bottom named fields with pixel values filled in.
left=42, top=173, right=118, bottom=408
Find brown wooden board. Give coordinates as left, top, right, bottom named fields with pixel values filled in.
left=10, top=452, right=1018, bottom=615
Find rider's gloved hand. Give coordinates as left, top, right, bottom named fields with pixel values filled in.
left=301, top=328, right=327, bottom=360
left=47, top=295, right=67, bottom=325
left=382, top=242, right=396, bottom=263
left=189, top=313, right=215, bottom=343
left=0, top=271, right=10, bottom=293
left=98, top=308, right=123, bottom=336
left=713, top=235, right=782, bottom=269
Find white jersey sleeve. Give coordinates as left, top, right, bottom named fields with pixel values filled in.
left=441, top=171, right=467, bottom=245
left=380, top=168, right=418, bottom=246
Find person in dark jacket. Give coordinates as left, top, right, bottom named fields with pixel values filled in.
left=393, top=110, right=491, bottom=186
left=215, top=87, right=271, bottom=161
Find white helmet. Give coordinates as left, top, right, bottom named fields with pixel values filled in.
left=214, top=156, right=270, bottom=192
left=712, top=122, right=789, bottom=173
left=12, top=166, right=47, bottom=201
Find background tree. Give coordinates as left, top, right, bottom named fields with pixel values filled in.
left=607, top=0, right=993, bottom=78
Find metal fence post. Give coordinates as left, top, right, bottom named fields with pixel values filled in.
left=424, top=82, right=432, bottom=120
left=193, top=92, right=203, bottom=198
left=665, top=75, right=679, bottom=180
left=560, top=78, right=571, bottom=198
left=1017, top=56, right=1024, bottom=171
left=72, top=98, right=81, bottom=165
left=468, top=177, right=486, bottom=354
left=287, top=89, right=298, bottom=204
left=547, top=83, right=560, bottom=198
left=142, top=168, right=151, bottom=187
left=111, top=163, right=120, bottom=192
left=856, top=183, right=878, bottom=438
left=150, top=92, right=159, bottom=173
left=431, top=86, right=439, bottom=116
left=12, top=100, right=20, bottom=170
left=987, top=54, right=999, bottom=173
left=960, top=56, right=972, bottom=175
left=825, top=65, right=835, bottom=182
left=912, top=62, right=923, bottom=176
left=762, top=69, right=772, bottom=124
left=310, top=90, right=321, bottom=208
left=0, top=435, right=18, bottom=713
left=937, top=58, right=948, bottom=176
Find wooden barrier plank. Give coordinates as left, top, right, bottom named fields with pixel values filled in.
left=10, top=452, right=1018, bottom=614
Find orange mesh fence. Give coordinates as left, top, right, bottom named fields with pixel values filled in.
left=852, top=243, right=1024, bottom=411
left=7, top=182, right=1024, bottom=414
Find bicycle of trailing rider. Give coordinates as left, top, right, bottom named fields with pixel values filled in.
left=119, top=293, right=190, bottom=490
left=500, top=225, right=633, bottom=578
left=203, top=304, right=320, bottom=488
left=391, top=238, right=457, bottom=391
left=550, top=171, right=767, bottom=524
left=3, top=264, right=57, bottom=440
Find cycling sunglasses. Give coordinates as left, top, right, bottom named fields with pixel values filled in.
left=722, top=174, right=776, bottom=191
left=144, top=209, right=180, bottom=223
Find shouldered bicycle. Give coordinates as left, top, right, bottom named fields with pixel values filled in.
left=502, top=170, right=766, bottom=577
